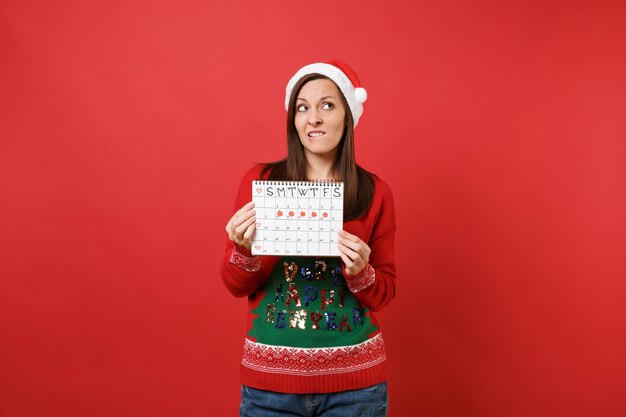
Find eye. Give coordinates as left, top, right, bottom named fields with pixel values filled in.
left=321, top=102, right=334, bottom=110
left=297, top=104, right=308, bottom=112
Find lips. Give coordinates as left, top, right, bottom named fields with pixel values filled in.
left=308, top=130, right=325, bottom=138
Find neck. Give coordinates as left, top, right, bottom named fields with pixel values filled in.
left=305, top=156, right=337, bottom=181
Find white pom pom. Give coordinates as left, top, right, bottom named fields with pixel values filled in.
left=355, top=87, right=367, bottom=103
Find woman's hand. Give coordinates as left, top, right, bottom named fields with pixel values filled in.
left=337, top=230, right=371, bottom=276
left=225, top=201, right=256, bottom=250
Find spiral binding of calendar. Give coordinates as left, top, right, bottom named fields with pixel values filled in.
left=253, top=179, right=343, bottom=186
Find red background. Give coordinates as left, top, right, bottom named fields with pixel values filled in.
left=1, top=1, right=625, bottom=416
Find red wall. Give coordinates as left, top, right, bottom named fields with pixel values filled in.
left=1, top=1, right=625, bottom=416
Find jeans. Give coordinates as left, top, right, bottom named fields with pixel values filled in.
left=240, top=382, right=388, bottom=417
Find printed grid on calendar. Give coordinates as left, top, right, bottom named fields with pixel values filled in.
left=251, top=180, right=344, bottom=257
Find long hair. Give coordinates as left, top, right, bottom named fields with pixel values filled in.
left=262, top=73, right=374, bottom=221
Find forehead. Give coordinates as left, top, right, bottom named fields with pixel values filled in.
left=297, top=78, right=341, bottom=99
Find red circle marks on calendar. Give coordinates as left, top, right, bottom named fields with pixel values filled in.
left=322, top=212, right=329, bottom=218
left=277, top=210, right=284, bottom=217
left=300, top=211, right=306, bottom=217
left=288, top=211, right=295, bottom=217
left=311, top=212, right=317, bottom=218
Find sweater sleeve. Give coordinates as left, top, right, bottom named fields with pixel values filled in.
left=220, top=165, right=272, bottom=298
left=344, top=179, right=397, bottom=312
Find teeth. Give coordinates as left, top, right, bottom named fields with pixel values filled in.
left=309, top=132, right=324, bottom=137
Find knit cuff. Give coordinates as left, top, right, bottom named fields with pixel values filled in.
left=230, top=245, right=261, bottom=272
left=345, top=263, right=375, bottom=293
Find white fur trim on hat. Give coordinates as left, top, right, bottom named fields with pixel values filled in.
left=285, top=63, right=367, bottom=127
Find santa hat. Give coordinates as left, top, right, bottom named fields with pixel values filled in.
left=285, top=59, right=368, bottom=127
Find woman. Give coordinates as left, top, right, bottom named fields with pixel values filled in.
left=221, top=60, right=397, bottom=417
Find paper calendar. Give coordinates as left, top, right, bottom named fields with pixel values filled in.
left=251, top=180, right=344, bottom=256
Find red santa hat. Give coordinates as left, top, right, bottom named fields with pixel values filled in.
left=285, top=59, right=368, bottom=127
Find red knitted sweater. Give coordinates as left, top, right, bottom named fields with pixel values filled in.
left=220, top=164, right=397, bottom=393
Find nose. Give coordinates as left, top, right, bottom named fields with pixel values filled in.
left=307, top=109, right=322, bottom=126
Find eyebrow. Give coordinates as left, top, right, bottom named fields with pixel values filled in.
left=296, top=96, right=337, bottom=102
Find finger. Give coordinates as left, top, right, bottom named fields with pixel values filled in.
left=338, top=236, right=364, bottom=253
left=338, top=242, right=359, bottom=262
left=342, top=257, right=362, bottom=277
left=339, top=248, right=364, bottom=277
left=226, top=219, right=238, bottom=240
left=339, top=252, right=353, bottom=270
left=340, top=243, right=368, bottom=273
left=338, top=229, right=361, bottom=243
left=231, top=202, right=255, bottom=225
left=234, top=216, right=256, bottom=238
left=231, top=208, right=256, bottom=234
left=243, top=223, right=256, bottom=240
left=238, top=223, right=256, bottom=250
left=234, top=208, right=256, bottom=226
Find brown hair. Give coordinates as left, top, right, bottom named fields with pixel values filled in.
left=261, top=73, right=374, bottom=221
